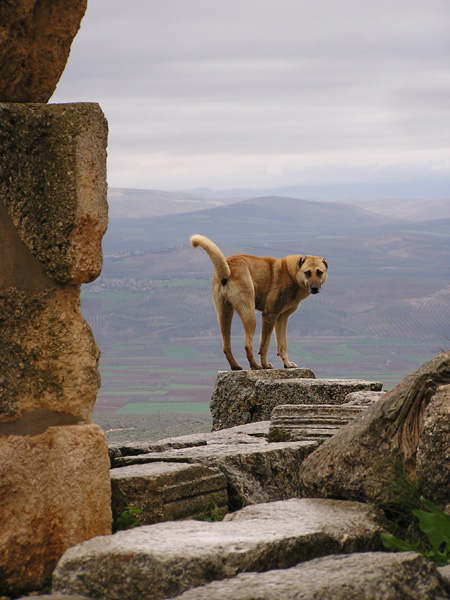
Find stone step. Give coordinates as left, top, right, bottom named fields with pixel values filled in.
left=171, top=552, right=450, bottom=600
left=111, top=462, right=228, bottom=526
left=268, top=403, right=368, bottom=442
left=211, top=370, right=383, bottom=430
left=52, top=498, right=385, bottom=600
left=112, top=432, right=318, bottom=511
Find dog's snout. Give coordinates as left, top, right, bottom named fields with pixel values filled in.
left=310, top=286, right=319, bottom=294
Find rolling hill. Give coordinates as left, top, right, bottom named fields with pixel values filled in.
left=104, top=196, right=404, bottom=253
left=82, top=194, right=450, bottom=414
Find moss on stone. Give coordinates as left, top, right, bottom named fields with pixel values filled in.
left=0, top=288, right=65, bottom=419
left=0, top=285, right=101, bottom=422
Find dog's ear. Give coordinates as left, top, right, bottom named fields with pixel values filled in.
left=298, top=256, right=306, bottom=268
left=322, top=258, right=328, bottom=269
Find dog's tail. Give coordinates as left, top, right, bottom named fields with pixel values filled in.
left=190, top=234, right=231, bottom=282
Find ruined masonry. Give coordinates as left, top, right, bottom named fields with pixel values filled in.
left=210, top=367, right=383, bottom=430
left=0, top=102, right=111, bottom=596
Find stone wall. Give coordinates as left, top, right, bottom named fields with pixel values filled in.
left=0, top=7, right=112, bottom=593
left=0, top=102, right=112, bottom=596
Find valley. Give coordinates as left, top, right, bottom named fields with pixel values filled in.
left=83, top=190, right=450, bottom=419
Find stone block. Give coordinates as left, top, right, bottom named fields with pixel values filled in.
left=0, top=423, right=112, bottom=597
left=0, top=102, right=108, bottom=283
left=211, top=370, right=382, bottom=430
left=268, top=403, right=368, bottom=442
left=0, top=286, right=100, bottom=422
left=113, top=438, right=318, bottom=510
left=210, top=368, right=315, bottom=430
left=52, top=498, right=385, bottom=600
left=111, top=462, right=228, bottom=524
left=172, top=552, right=450, bottom=600
left=0, top=0, right=87, bottom=102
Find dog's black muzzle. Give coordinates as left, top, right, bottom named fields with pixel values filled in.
left=310, top=287, right=320, bottom=294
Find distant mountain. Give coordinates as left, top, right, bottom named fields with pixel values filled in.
left=107, top=188, right=243, bottom=219
left=104, top=196, right=405, bottom=254
left=187, top=181, right=450, bottom=202
left=344, top=198, right=450, bottom=222
left=107, top=186, right=450, bottom=223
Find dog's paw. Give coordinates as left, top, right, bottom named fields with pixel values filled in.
left=284, top=361, right=298, bottom=368
left=262, top=362, right=273, bottom=369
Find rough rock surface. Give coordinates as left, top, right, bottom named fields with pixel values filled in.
left=111, top=426, right=317, bottom=510
left=0, top=286, right=100, bottom=422
left=299, top=352, right=450, bottom=503
left=0, top=102, right=110, bottom=596
left=172, top=552, right=450, bottom=600
left=18, top=597, right=92, bottom=600
left=0, top=103, right=108, bottom=283
left=210, top=368, right=314, bottom=430
left=344, top=390, right=385, bottom=405
left=53, top=498, right=385, bottom=600
left=111, top=462, right=228, bottom=524
left=417, top=384, right=450, bottom=508
left=0, top=423, right=111, bottom=596
left=211, top=368, right=382, bottom=430
left=0, top=0, right=87, bottom=102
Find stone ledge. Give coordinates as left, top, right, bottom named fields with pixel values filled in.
left=52, top=498, right=385, bottom=600
left=172, top=552, right=450, bottom=600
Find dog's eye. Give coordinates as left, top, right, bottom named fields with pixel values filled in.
left=304, top=270, right=311, bottom=278
left=316, top=270, right=323, bottom=277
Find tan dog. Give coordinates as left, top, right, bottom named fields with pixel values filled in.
left=190, top=234, right=328, bottom=370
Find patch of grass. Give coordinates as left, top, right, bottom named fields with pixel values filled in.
left=113, top=506, right=143, bottom=532
left=373, top=459, right=450, bottom=566
left=195, top=496, right=226, bottom=522
left=381, top=497, right=450, bottom=566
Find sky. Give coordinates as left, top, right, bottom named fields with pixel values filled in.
left=51, top=0, right=450, bottom=192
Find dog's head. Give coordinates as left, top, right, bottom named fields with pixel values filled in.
left=295, top=255, right=328, bottom=295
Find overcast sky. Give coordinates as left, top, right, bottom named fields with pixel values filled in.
left=51, top=0, right=450, bottom=191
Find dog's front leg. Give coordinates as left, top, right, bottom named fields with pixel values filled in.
left=275, top=312, right=297, bottom=368
left=258, top=312, right=277, bottom=369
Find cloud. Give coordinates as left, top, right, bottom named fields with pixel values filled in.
left=52, top=0, right=450, bottom=190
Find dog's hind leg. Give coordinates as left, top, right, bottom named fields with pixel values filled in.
left=275, top=312, right=298, bottom=368
left=216, top=302, right=242, bottom=370
left=234, top=305, right=261, bottom=370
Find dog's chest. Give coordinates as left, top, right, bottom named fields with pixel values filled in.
left=255, top=284, right=300, bottom=313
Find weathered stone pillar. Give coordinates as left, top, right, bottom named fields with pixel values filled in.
left=0, top=103, right=111, bottom=596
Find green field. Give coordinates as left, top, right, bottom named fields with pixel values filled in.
left=163, top=345, right=204, bottom=360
